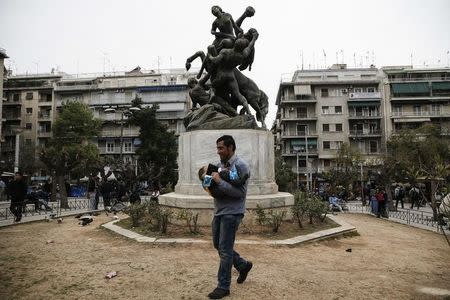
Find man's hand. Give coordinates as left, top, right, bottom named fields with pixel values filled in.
left=211, top=172, right=221, bottom=183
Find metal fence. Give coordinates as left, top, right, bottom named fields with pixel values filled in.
left=0, top=198, right=95, bottom=220
left=345, top=203, right=446, bottom=232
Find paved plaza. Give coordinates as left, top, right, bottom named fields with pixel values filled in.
left=0, top=212, right=449, bottom=299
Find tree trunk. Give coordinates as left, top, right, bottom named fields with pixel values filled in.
left=57, top=174, right=69, bottom=209
left=430, top=180, right=439, bottom=221
left=50, top=171, right=57, bottom=203
left=386, top=183, right=395, bottom=211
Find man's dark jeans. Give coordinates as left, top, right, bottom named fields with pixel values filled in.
left=212, top=214, right=247, bottom=291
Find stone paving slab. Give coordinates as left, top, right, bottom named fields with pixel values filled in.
left=101, top=214, right=356, bottom=246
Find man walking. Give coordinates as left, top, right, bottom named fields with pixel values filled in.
left=8, top=171, right=28, bottom=222
left=207, top=135, right=252, bottom=299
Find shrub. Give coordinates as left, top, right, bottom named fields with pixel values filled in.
left=127, top=203, right=147, bottom=227
left=307, top=194, right=328, bottom=224
left=255, top=204, right=287, bottom=233
left=176, top=209, right=200, bottom=234
left=146, top=201, right=173, bottom=234
left=291, top=191, right=309, bottom=228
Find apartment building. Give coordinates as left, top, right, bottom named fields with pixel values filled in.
left=1, top=73, right=62, bottom=172
left=274, top=64, right=384, bottom=187
left=0, top=66, right=191, bottom=174
left=382, top=66, right=450, bottom=136
left=53, top=67, right=190, bottom=167
left=0, top=48, right=8, bottom=156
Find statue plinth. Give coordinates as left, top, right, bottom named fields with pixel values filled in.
left=159, top=129, right=294, bottom=225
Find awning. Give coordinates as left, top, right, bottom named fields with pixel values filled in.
left=291, top=139, right=317, bottom=146
left=393, top=118, right=431, bottom=123
left=392, top=83, right=429, bottom=94
left=294, top=85, right=312, bottom=95
left=347, top=101, right=380, bottom=107
left=432, top=82, right=450, bottom=91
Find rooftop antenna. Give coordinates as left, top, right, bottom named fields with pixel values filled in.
left=301, top=50, right=304, bottom=70
left=323, top=49, right=327, bottom=68
left=170, top=56, right=173, bottom=69
left=447, top=50, right=449, bottom=67
left=157, top=56, right=161, bottom=72
left=313, top=51, right=316, bottom=69
left=335, top=51, right=339, bottom=64
left=371, top=50, right=375, bottom=65
left=33, top=61, right=39, bottom=74
left=102, top=51, right=109, bottom=75
left=353, top=53, right=356, bottom=68
left=410, top=53, right=413, bottom=67
left=340, top=49, right=344, bottom=64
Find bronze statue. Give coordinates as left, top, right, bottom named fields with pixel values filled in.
left=184, top=5, right=268, bottom=130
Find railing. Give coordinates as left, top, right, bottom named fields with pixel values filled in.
left=391, top=111, right=447, bottom=117
left=0, top=198, right=100, bottom=220
left=388, top=77, right=450, bottom=82
left=281, top=132, right=318, bottom=137
left=281, top=114, right=317, bottom=120
left=55, top=84, right=98, bottom=91
left=348, top=112, right=381, bottom=118
left=349, top=129, right=381, bottom=135
left=100, top=128, right=139, bottom=137
left=2, top=113, right=21, bottom=119
left=283, top=148, right=318, bottom=155
left=98, top=147, right=136, bottom=154
left=38, top=112, right=51, bottom=119
left=348, top=92, right=381, bottom=99
left=2, top=100, right=21, bottom=105
left=345, top=203, right=445, bottom=232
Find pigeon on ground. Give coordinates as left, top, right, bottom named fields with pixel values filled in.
left=79, top=215, right=94, bottom=226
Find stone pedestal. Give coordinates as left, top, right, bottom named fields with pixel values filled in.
left=159, top=129, right=294, bottom=225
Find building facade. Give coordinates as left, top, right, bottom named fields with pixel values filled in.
left=0, top=48, right=8, bottom=158
left=2, top=73, right=62, bottom=172
left=1, top=67, right=191, bottom=174
left=382, top=66, right=450, bottom=136
left=275, top=64, right=385, bottom=188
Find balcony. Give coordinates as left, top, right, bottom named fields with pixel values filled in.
left=98, top=147, right=136, bottom=155
left=348, top=112, right=382, bottom=119
left=2, top=100, right=21, bottom=106
left=37, top=130, right=52, bottom=137
left=2, top=113, right=21, bottom=120
left=349, top=129, right=382, bottom=137
left=391, top=111, right=450, bottom=118
left=282, top=148, right=318, bottom=157
left=1, top=146, right=15, bottom=152
left=281, top=114, right=318, bottom=121
left=348, top=92, right=381, bottom=100
left=38, top=112, right=52, bottom=120
left=280, top=97, right=317, bottom=104
left=99, top=128, right=140, bottom=137
left=55, top=84, right=98, bottom=92
left=280, top=131, right=318, bottom=139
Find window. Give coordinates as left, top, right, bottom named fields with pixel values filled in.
left=414, top=105, right=421, bottom=116
left=367, top=87, right=375, bottom=93
left=335, top=123, right=342, bottom=132
left=323, top=124, right=330, bottom=132
left=322, top=106, right=330, bottom=114
left=353, top=88, right=362, bottom=93
left=431, top=104, right=441, bottom=115
left=26, top=92, right=33, bottom=100
left=123, top=142, right=132, bottom=153
left=321, top=88, right=329, bottom=97
left=298, top=159, right=307, bottom=168
left=13, top=94, right=20, bottom=101
left=393, top=105, right=402, bottom=116
left=370, top=141, right=378, bottom=153
left=323, top=160, right=331, bottom=167
left=297, top=124, right=307, bottom=135
left=124, top=156, right=132, bottom=164
left=26, top=108, right=33, bottom=114
left=25, top=139, right=32, bottom=146
left=335, top=141, right=343, bottom=149
left=297, top=107, right=307, bottom=118
left=341, top=88, right=348, bottom=95
left=106, top=142, right=115, bottom=153
left=323, top=141, right=330, bottom=150
left=25, top=123, right=32, bottom=130
left=335, top=106, right=342, bottom=114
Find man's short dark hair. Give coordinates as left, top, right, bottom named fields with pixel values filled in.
left=216, top=135, right=236, bottom=151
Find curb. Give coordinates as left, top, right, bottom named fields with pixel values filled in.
left=101, top=214, right=357, bottom=246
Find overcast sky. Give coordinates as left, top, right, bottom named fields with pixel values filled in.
left=1, top=0, right=450, bottom=126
